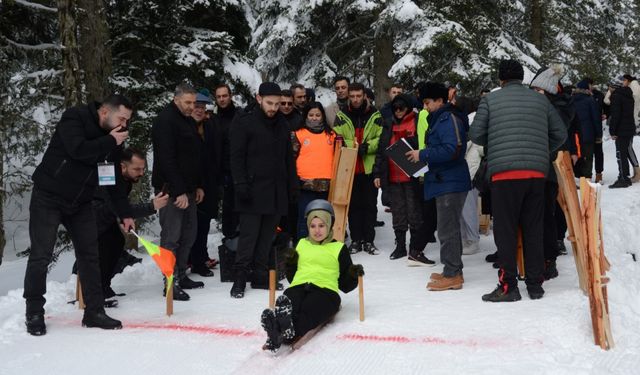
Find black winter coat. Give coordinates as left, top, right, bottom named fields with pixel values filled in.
left=32, top=102, right=130, bottom=216
left=196, top=117, right=223, bottom=216
left=93, top=178, right=155, bottom=235
left=609, top=87, right=636, bottom=137
left=151, top=102, right=202, bottom=197
left=216, top=104, right=238, bottom=176
left=230, top=108, right=297, bottom=215
left=572, top=92, right=602, bottom=142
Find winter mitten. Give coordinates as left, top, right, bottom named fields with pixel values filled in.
left=348, top=264, right=365, bottom=278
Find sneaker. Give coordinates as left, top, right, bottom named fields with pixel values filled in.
left=462, top=240, right=480, bottom=255
left=25, top=314, right=46, bottom=336
left=362, top=242, right=380, bottom=255
left=275, top=295, right=295, bottom=340
left=349, top=241, right=362, bottom=255
left=389, top=245, right=407, bottom=260
left=407, top=251, right=436, bottom=266
left=261, top=309, right=282, bottom=353
left=191, top=265, right=214, bottom=277
left=609, top=178, right=632, bottom=188
left=527, top=284, right=545, bottom=300
left=482, top=284, right=522, bottom=302
left=82, top=310, right=122, bottom=330
left=543, top=260, right=559, bottom=280
left=230, top=279, right=246, bottom=299
left=557, top=240, right=568, bottom=256
left=164, top=283, right=191, bottom=301
left=178, top=275, right=205, bottom=289
left=426, top=274, right=463, bottom=291
left=485, top=251, right=498, bottom=263
left=430, top=272, right=464, bottom=282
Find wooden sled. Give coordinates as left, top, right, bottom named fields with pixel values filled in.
left=328, top=138, right=358, bottom=242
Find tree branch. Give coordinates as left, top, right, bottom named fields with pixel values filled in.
left=14, top=0, right=57, bottom=13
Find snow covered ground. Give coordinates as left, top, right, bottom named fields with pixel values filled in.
left=1, top=139, right=640, bottom=375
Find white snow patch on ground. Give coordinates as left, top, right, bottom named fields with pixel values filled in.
left=1, top=139, right=639, bottom=374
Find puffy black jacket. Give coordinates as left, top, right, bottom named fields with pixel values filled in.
left=151, top=102, right=202, bottom=196
left=32, top=102, right=130, bottom=216
left=609, top=87, right=636, bottom=137
left=572, top=92, right=602, bottom=143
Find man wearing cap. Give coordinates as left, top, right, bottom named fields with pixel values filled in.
left=572, top=79, right=602, bottom=180
left=469, top=59, right=566, bottom=302
left=406, top=82, right=470, bottom=291
left=189, top=91, right=222, bottom=277
left=152, top=82, right=205, bottom=301
left=229, top=82, right=297, bottom=298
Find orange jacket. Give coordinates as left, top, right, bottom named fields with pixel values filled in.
left=295, top=128, right=336, bottom=180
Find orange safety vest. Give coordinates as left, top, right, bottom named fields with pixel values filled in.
left=295, top=128, right=336, bottom=180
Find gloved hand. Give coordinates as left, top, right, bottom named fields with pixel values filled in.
left=348, top=264, right=365, bottom=278
left=235, top=183, right=252, bottom=202
left=285, top=248, right=299, bottom=266
left=357, top=143, right=368, bottom=157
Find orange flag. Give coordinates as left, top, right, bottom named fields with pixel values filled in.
left=131, top=231, right=176, bottom=286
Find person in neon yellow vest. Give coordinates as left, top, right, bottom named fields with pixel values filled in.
left=260, top=200, right=364, bottom=353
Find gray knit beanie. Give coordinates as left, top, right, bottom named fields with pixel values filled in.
left=529, top=64, right=564, bottom=95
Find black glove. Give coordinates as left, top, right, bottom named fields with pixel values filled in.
left=235, top=183, right=252, bottom=202
left=285, top=248, right=299, bottom=266
left=357, top=143, right=368, bottom=157
left=348, top=264, right=365, bottom=278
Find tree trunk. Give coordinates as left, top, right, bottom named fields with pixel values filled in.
left=530, top=0, right=543, bottom=51
left=373, top=26, right=394, bottom=108
left=77, top=0, right=112, bottom=102
left=0, top=115, right=5, bottom=265
left=57, top=0, right=83, bottom=107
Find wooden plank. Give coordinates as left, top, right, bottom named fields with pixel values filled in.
left=331, top=148, right=357, bottom=206
left=516, top=227, right=525, bottom=279
left=291, top=316, right=335, bottom=351
left=76, top=275, right=85, bottom=310
left=553, top=151, right=588, bottom=293
left=358, top=275, right=365, bottom=322
left=268, top=270, right=276, bottom=309
left=328, top=139, right=343, bottom=203
left=332, top=204, right=349, bottom=242
left=166, top=277, right=174, bottom=317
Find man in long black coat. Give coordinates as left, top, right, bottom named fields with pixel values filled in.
left=229, top=82, right=297, bottom=298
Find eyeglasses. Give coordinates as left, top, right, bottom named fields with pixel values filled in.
left=280, top=102, right=293, bottom=106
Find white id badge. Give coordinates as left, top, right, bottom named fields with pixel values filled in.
left=97, top=162, right=116, bottom=186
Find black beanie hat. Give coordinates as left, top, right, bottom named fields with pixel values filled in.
left=498, top=59, right=524, bottom=81
left=258, top=82, right=282, bottom=96
left=419, top=82, right=448, bottom=103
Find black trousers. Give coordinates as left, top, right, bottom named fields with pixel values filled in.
left=190, top=207, right=213, bottom=268
left=594, top=141, right=603, bottom=174
left=348, top=174, right=377, bottom=243
left=414, top=181, right=437, bottom=252
left=284, top=284, right=340, bottom=338
left=615, top=136, right=632, bottom=179
left=24, top=188, right=104, bottom=314
left=491, top=179, right=545, bottom=289
left=234, top=214, right=279, bottom=283
left=98, top=223, right=125, bottom=292
left=578, top=142, right=594, bottom=178
left=222, top=174, right=239, bottom=238
left=542, top=181, right=559, bottom=262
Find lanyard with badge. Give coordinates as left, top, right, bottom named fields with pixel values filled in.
left=98, top=159, right=116, bottom=186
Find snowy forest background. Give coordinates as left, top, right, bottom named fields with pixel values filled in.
left=0, top=0, right=639, bottom=260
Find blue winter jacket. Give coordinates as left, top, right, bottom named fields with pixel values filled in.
left=418, top=105, right=471, bottom=200
left=572, top=92, right=602, bottom=143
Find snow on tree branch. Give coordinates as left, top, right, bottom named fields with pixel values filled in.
left=14, top=0, right=57, bottom=13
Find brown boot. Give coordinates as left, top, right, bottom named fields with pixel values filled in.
left=430, top=272, right=464, bottom=282
left=632, top=167, right=640, bottom=183
left=595, top=173, right=602, bottom=183
left=426, top=274, right=464, bottom=291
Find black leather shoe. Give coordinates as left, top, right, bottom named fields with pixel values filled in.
left=191, top=266, right=214, bottom=277
left=179, top=275, right=205, bottom=289
left=82, top=311, right=122, bottom=330
left=26, top=314, right=46, bottom=336
left=163, top=284, right=191, bottom=301
left=230, top=280, right=246, bottom=298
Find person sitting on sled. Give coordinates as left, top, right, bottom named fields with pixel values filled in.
left=260, top=199, right=364, bottom=352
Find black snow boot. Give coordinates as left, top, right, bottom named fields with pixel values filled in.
left=557, top=240, right=568, bottom=256
left=25, top=314, right=46, bottom=336
left=178, top=275, right=204, bottom=289
left=82, top=310, right=122, bottom=330
left=230, top=272, right=247, bottom=299
left=275, top=295, right=295, bottom=341
left=482, top=284, right=522, bottom=302
left=543, top=260, right=559, bottom=280
left=390, top=230, right=408, bottom=260
left=163, top=282, right=191, bottom=301
left=526, top=284, right=545, bottom=300
left=261, top=309, right=282, bottom=353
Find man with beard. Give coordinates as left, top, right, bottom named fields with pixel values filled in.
left=92, top=147, right=169, bottom=301
left=229, top=82, right=297, bottom=298
left=326, top=76, right=350, bottom=127
left=152, top=82, right=205, bottom=301
left=24, top=94, right=133, bottom=335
